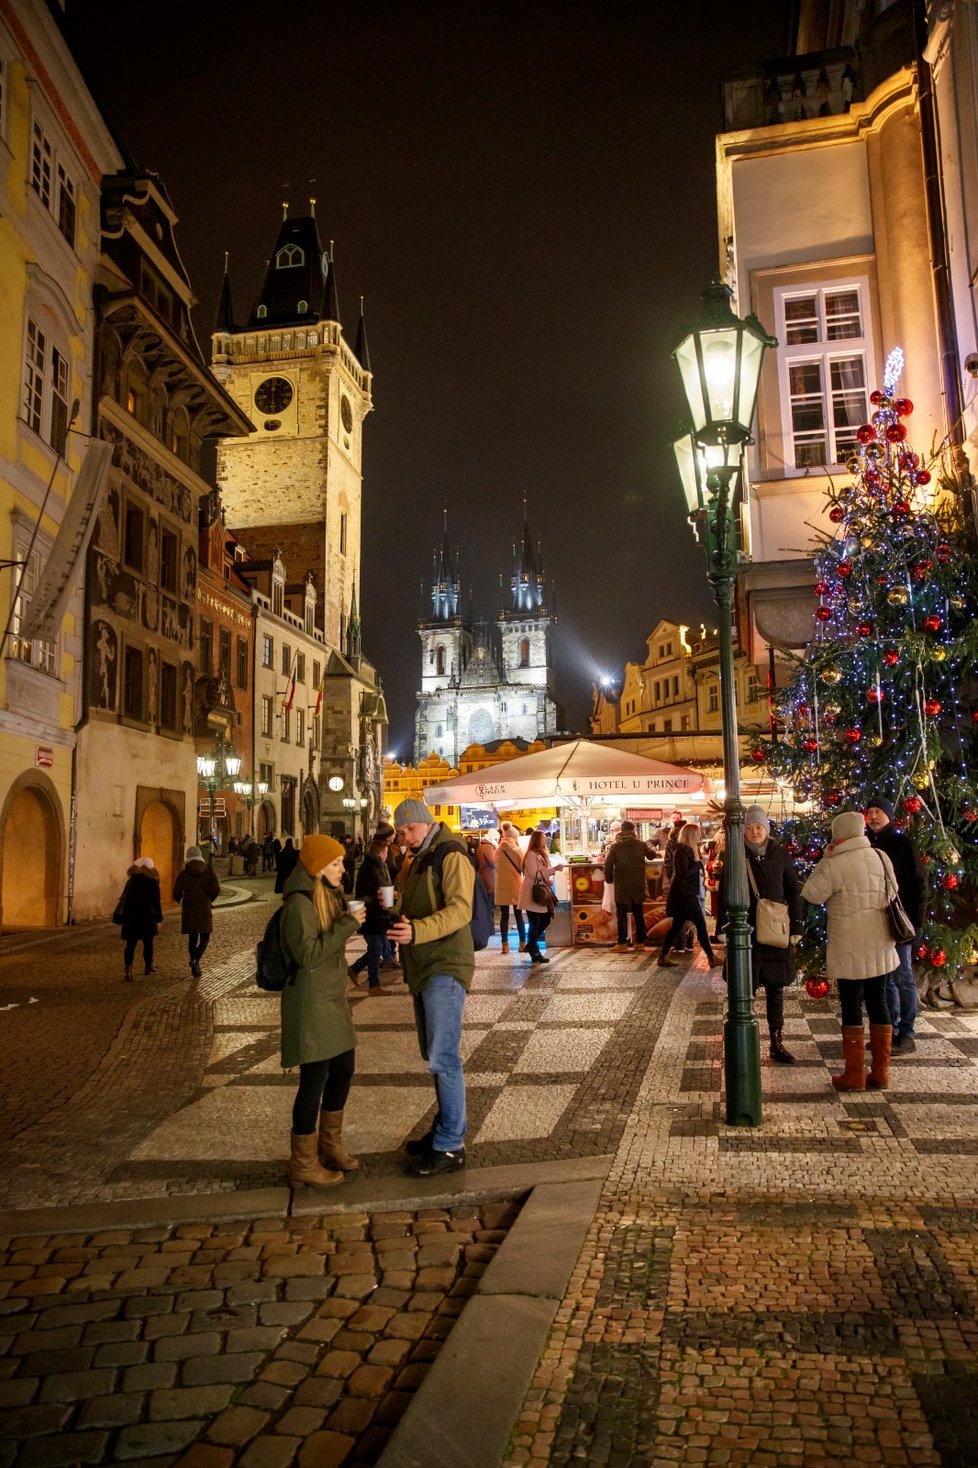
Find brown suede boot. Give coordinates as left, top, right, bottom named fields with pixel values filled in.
left=318, top=1110, right=359, bottom=1171
left=831, top=1025, right=866, bottom=1091
left=866, top=1024, right=892, bottom=1090
left=290, top=1132, right=343, bottom=1187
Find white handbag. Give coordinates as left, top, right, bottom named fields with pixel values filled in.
left=746, top=860, right=790, bottom=949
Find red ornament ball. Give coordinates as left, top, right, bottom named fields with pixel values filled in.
left=838, top=561, right=853, bottom=579
left=844, top=727, right=862, bottom=744
left=829, top=506, right=846, bottom=524
left=801, top=737, right=818, bottom=753
left=883, top=648, right=899, bottom=667
left=825, top=790, right=842, bottom=807
left=893, top=500, right=911, bottom=517
left=867, top=687, right=884, bottom=705
left=869, top=389, right=885, bottom=407
left=913, top=560, right=934, bottom=581
left=856, top=424, right=877, bottom=445
left=935, top=544, right=952, bottom=565
left=806, top=845, right=823, bottom=862
left=923, top=614, right=943, bottom=633
left=972, top=710, right=978, bottom=725
left=806, top=976, right=830, bottom=1000
left=916, top=943, right=929, bottom=961
left=931, top=949, right=947, bottom=968
left=903, top=796, right=923, bottom=815
left=815, top=606, right=832, bottom=623
left=898, top=451, right=918, bottom=471
left=814, top=581, right=830, bottom=597
left=750, top=748, right=766, bottom=764
left=894, top=397, right=913, bottom=417
left=856, top=621, right=873, bottom=638
left=942, top=873, right=959, bottom=891
left=964, top=809, right=978, bottom=823
left=924, top=698, right=942, bottom=717
left=864, top=467, right=882, bottom=487
left=785, top=840, right=800, bottom=856
left=885, top=423, right=907, bottom=444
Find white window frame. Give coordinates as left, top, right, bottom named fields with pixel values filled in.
left=707, top=682, right=719, bottom=715
left=22, top=315, right=70, bottom=453
left=276, top=244, right=304, bottom=268
left=10, top=527, right=57, bottom=675
left=30, top=112, right=77, bottom=250
left=774, top=276, right=875, bottom=473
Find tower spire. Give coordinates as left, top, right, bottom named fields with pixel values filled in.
left=215, top=252, right=235, bottom=332
left=321, top=240, right=340, bottom=324
left=354, top=296, right=371, bottom=371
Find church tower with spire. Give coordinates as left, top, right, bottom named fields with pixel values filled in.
left=210, top=202, right=372, bottom=649
left=414, top=521, right=474, bottom=766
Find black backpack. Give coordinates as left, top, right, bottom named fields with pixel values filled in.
left=255, top=892, right=311, bottom=991
left=416, top=839, right=494, bottom=952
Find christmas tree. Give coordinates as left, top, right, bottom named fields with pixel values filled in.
left=758, top=349, right=978, bottom=987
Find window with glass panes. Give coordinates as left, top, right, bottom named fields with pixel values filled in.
left=281, top=706, right=290, bottom=742
left=262, top=634, right=273, bottom=668
left=777, top=282, right=871, bottom=469
left=296, top=709, right=304, bottom=745
left=282, top=643, right=291, bottom=675
left=236, top=636, right=248, bottom=690
left=261, top=695, right=273, bottom=737
left=11, top=537, right=56, bottom=674
left=160, top=663, right=178, bottom=728
left=198, top=616, right=213, bottom=676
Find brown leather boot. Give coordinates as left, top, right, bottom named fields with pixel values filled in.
left=867, top=1024, right=892, bottom=1090
left=318, top=1110, right=359, bottom=1171
left=290, top=1132, right=343, bottom=1187
left=831, top=1025, right=866, bottom=1091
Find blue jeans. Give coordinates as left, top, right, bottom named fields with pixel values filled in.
left=351, top=932, right=385, bottom=987
left=886, top=942, right=918, bottom=1039
left=413, top=974, right=467, bottom=1151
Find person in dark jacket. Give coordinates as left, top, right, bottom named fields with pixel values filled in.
left=742, top=806, right=804, bottom=1064
left=348, top=837, right=393, bottom=991
left=866, top=795, right=926, bottom=1055
left=118, top=856, right=164, bottom=980
left=604, top=821, right=651, bottom=951
left=173, top=846, right=221, bottom=978
left=658, top=825, right=717, bottom=969
left=274, top=837, right=299, bottom=893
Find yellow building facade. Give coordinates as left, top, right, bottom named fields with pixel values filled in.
left=383, top=739, right=556, bottom=832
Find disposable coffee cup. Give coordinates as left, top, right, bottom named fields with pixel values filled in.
left=347, top=899, right=365, bottom=917
left=379, top=885, right=395, bottom=909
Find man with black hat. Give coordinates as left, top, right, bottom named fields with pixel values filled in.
left=865, top=796, right=926, bottom=1055
left=604, top=821, right=651, bottom=951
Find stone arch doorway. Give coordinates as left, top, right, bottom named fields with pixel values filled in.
left=140, top=800, right=177, bottom=908
left=0, top=782, right=61, bottom=930
left=257, top=800, right=276, bottom=841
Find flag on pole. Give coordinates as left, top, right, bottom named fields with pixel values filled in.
left=282, top=652, right=298, bottom=712
left=314, top=675, right=325, bottom=718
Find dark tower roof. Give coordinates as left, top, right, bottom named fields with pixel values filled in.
left=427, top=515, right=461, bottom=623
left=322, top=240, right=341, bottom=324
left=510, top=507, right=546, bottom=612
left=354, top=296, right=371, bottom=371
left=247, top=209, right=332, bottom=329
left=215, top=255, right=235, bottom=332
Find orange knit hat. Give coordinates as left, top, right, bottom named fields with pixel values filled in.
left=299, top=834, right=346, bottom=874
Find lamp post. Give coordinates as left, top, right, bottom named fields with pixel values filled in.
left=196, top=737, right=242, bottom=865
left=672, top=277, right=776, bottom=1128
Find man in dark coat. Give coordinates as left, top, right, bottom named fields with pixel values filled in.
left=604, top=821, right=651, bottom=951
left=866, top=796, right=926, bottom=1055
left=275, top=837, right=299, bottom=893
left=743, top=806, right=804, bottom=1064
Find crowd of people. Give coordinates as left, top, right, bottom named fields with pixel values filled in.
left=112, top=789, right=927, bottom=1189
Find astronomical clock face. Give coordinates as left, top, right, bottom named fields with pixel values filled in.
left=340, top=394, right=353, bottom=433
left=254, top=377, right=293, bottom=414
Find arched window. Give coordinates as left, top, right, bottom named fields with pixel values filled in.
left=297, top=299, right=308, bottom=313
left=435, top=645, right=446, bottom=676
left=519, top=637, right=530, bottom=668
left=255, top=305, right=267, bottom=319
left=275, top=244, right=304, bottom=268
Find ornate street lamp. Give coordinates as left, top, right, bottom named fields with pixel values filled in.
left=672, top=277, right=776, bottom=1128
left=196, top=738, right=242, bottom=864
left=233, top=777, right=271, bottom=839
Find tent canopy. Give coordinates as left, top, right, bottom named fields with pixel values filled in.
left=423, top=739, right=709, bottom=811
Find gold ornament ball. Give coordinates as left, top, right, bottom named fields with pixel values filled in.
left=824, top=702, right=842, bottom=718
left=937, top=841, right=960, bottom=866
left=820, top=664, right=842, bottom=686
left=951, top=596, right=966, bottom=611
left=865, top=442, right=884, bottom=461
left=847, top=457, right=862, bottom=474
left=862, top=535, right=875, bottom=549
left=887, top=587, right=909, bottom=607
left=912, top=771, right=930, bottom=791
left=849, top=518, right=865, bottom=533
left=931, top=646, right=947, bottom=663
left=847, top=597, right=863, bottom=614
left=867, top=734, right=884, bottom=748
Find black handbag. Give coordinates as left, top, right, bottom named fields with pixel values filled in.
left=875, top=851, right=915, bottom=942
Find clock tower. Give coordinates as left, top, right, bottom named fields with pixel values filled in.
left=210, top=206, right=372, bottom=646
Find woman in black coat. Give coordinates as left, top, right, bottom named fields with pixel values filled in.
left=118, top=857, right=164, bottom=981
left=742, top=805, right=804, bottom=1064
left=173, top=846, right=221, bottom=978
left=275, top=837, right=299, bottom=893
left=658, top=825, right=717, bottom=968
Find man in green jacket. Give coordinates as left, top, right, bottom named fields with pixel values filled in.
left=386, top=799, right=475, bottom=1177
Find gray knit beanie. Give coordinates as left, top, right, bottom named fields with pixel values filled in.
left=393, top=798, right=435, bottom=826
left=744, top=805, right=770, bottom=834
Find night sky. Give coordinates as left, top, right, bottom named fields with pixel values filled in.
left=66, top=1, right=787, bottom=754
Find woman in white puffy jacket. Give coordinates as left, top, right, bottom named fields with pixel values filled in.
left=801, top=809, right=899, bottom=1092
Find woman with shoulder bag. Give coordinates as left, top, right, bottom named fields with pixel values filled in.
left=495, top=821, right=526, bottom=954
left=742, top=806, right=804, bottom=1065
left=801, top=810, right=897, bottom=1091
left=658, top=825, right=717, bottom=969
left=518, top=830, right=555, bottom=965
left=279, top=835, right=364, bottom=1187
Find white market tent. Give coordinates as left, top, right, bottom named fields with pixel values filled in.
left=422, top=738, right=709, bottom=813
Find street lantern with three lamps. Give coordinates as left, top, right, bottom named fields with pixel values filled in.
left=196, top=738, right=242, bottom=864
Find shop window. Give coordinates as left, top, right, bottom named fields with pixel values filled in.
left=10, top=533, right=56, bottom=674
left=236, top=636, right=248, bottom=690
left=160, top=528, right=178, bottom=593
left=123, top=504, right=145, bottom=573
left=262, top=634, right=273, bottom=668
left=219, top=626, right=231, bottom=679
left=123, top=645, right=144, bottom=719
left=160, top=662, right=178, bottom=729
left=261, top=695, right=273, bottom=737
left=775, top=280, right=872, bottom=469
left=199, top=616, right=213, bottom=676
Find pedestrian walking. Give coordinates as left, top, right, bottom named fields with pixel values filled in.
left=173, top=846, right=221, bottom=978
left=801, top=809, right=898, bottom=1091
left=341, top=835, right=357, bottom=894
left=476, top=828, right=498, bottom=907
left=261, top=834, right=275, bottom=872
left=386, top=799, right=475, bottom=1177
left=274, top=836, right=299, bottom=893
left=348, top=836, right=395, bottom=992
left=280, top=834, right=364, bottom=1188
left=865, top=796, right=926, bottom=1056
left=742, top=807, right=804, bottom=1065
left=658, top=825, right=718, bottom=969
left=495, top=820, right=526, bottom=954
left=604, top=820, right=651, bottom=952
left=519, top=830, right=555, bottom=965
left=117, top=856, right=163, bottom=981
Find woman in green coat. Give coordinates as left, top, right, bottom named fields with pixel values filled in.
left=280, top=834, right=365, bottom=1187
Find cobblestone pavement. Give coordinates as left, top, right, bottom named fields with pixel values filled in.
left=0, top=1199, right=520, bottom=1467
